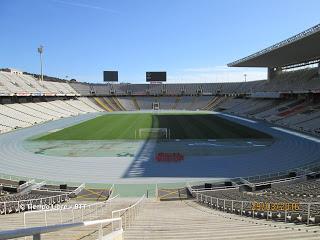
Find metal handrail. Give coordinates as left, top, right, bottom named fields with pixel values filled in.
left=195, top=192, right=320, bottom=225
left=17, top=180, right=35, bottom=192
left=0, top=217, right=122, bottom=240
left=0, top=192, right=70, bottom=205
left=72, top=183, right=85, bottom=195
left=23, top=195, right=119, bottom=227
left=190, top=176, right=304, bottom=193
left=108, top=184, right=115, bottom=198
left=0, top=193, right=70, bottom=215
left=112, top=194, right=145, bottom=230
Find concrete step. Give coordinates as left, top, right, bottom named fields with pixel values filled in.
left=124, top=200, right=320, bottom=240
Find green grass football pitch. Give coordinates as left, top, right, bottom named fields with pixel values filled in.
left=36, top=113, right=272, bottom=140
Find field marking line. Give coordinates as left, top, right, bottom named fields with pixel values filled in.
left=217, top=113, right=257, bottom=123
left=271, top=127, right=320, bottom=143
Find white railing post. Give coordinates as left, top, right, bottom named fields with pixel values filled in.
left=284, top=210, right=287, bottom=223
left=231, top=200, right=234, bottom=212
left=307, top=203, right=311, bottom=225
left=111, top=212, right=115, bottom=231
left=241, top=201, right=243, bottom=216
left=98, top=223, right=103, bottom=240
left=44, top=211, right=47, bottom=226
left=129, top=209, right=131, bottom=227
left=72, top=208, right=75, bottom=223
left=81, top=207, right=84, bottom=221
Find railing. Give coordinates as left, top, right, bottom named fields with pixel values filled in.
left=187, top=159, right=320, bottom=192
left=108, top=184, right=115, bottom=198
left=195, top=192, right=320, bottom=225
left=189, top=185, right=238, bottom=193
left=28, top=181, right=46, bottom=192
left=0, top=173, right=31, bottom=182
left=72, top=183, right=85, bottom=195
left=24, top=195, right=119, bottom=227
left=17, top=180, right=35, bottom=192
left=189, top=176, right=304, bottom=193
left=112, top=194, right=145, bottom=230
left=0, top=218, right=122, bottom=240
left=242, top=159, right=320, bottom=183
left=0, top=193, right=70, bottom=215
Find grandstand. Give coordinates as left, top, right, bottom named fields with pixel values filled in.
left=0, top=17, right=320, bottom=240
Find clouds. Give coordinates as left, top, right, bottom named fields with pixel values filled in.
left=51, top=0, right=120, bottom=14
left=167, top=65, right=267, bottom=83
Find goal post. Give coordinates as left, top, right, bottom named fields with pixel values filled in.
left=135, top=128, right=170, bottom=139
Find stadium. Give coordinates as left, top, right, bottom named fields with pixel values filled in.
left=1, top=2, right=320, bottom=240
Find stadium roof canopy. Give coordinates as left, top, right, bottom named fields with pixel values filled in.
left=228, top=24, right=320, bottom=68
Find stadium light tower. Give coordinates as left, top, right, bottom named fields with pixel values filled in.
left=244, top=73, right=247, bottom=82
left=37, top=45, right=44, bottom=82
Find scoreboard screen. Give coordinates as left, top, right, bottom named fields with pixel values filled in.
left=103, top=71, right=118, bottom=82
left=146, top=72, right=166, bottom=82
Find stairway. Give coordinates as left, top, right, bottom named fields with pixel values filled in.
left=93, top=97, right=112, bottom=112
left=131, top=97, right=140, bottom=110
left=124, top=200, right=320, bottom=240
left=202, top=96, right=218, bottom=110
left=173, top=97, right=181, bottom=109
left=112, top=97, right=126, bottom=111
left=0, top=199, right=134, bottom=240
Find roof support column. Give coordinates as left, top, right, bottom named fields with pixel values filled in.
left=268, top=67, right=282, bottom=81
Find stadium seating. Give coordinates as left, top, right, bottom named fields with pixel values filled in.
left=0, top=177, right=75, bottom=215
left=192, top=175, right=320, bottom=225
left=1, top=67, right=320, bottom=136
left=0, top=99, right=102, bottom=133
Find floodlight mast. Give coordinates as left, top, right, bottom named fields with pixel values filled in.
left=244, top=73, right=247, bottom=82
left=37, top=45, right=44, bottom=82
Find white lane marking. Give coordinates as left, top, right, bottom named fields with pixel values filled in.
left=272, top=127, right=320, bottom=143
left=48, top=128, right=62, bottom=133
left=218, top=113, right=257, bottom=123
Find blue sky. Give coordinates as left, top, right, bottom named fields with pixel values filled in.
left=1, top=0, right=320, bottom=83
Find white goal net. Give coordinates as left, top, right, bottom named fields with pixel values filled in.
left=135, top=128, right=170, bottom=139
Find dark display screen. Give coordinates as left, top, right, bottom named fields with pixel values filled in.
left=146, top=72, right=166, bottom=82
left=103, top=71, right=118, bottom=82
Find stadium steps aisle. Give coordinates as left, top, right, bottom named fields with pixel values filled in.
left=0, top=199, right=135, bottom=240
left=103, top=97, right=117, bottom=111
left=124, top=200, right=320, bottom=240
left=187, top=96, right=197, bottom=110
left=131, top=97, right=140, bottom=110
left=93, top=97, right=112, bottom=112
left=112, top=97, right=126, bottom=111
left=173, top=96, right=180, bottom=109
left=202, top=96, right=218, bottom=110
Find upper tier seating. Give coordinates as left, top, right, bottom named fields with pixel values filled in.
left=0, top=71, right=78, bottom=95
left=0, top=98, right=101, bottom=133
